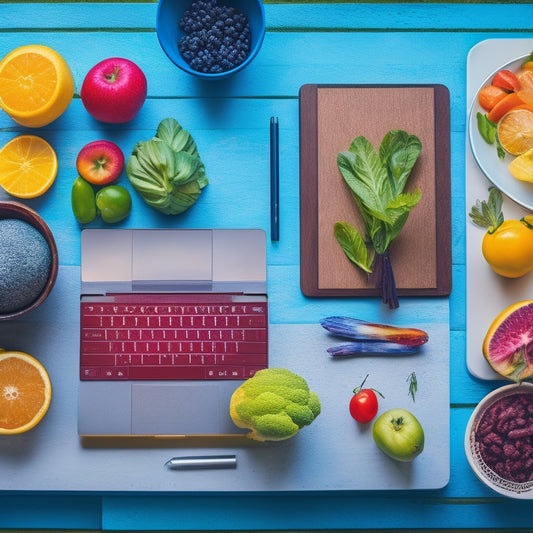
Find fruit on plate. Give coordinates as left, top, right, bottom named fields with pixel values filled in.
left=80, top=57, right=147, bottom=123
left=509, top=144, right=533, bottom=182
left=482, top=300, right=533, bottom=382
left=372, top=408, right=425, bottom=462
left=0, top=349, right=52, bottom=434
left=76, top=140, right=125, bottom=185
left=497, top=109, right=533, bottom=156
left=0, top=135, right=58, bottom=198
left=469, top=187, right=533, bottom=278
left=0, top=44, right=74, bottom=128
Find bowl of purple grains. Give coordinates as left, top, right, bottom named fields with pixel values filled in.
left=465, top=382, right=533, bottom=499
left=156, top=0, right=265, bottom=79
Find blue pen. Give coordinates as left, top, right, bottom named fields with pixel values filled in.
left=270, top=116, right=279, bottom=241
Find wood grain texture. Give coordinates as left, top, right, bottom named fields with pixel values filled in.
left=300, top=84, right=451, bottom=296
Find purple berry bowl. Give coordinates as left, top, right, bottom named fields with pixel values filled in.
left=465, top=381, right=533, bottom=499
left=156, top=0, right=266, bottom=80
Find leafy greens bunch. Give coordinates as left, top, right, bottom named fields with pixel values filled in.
left=335, top=129, right=422, bottom=309
left=126, top=118, right=208, bottom=215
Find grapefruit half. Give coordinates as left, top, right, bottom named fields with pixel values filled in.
left=483, top=300, right=533, bottom=382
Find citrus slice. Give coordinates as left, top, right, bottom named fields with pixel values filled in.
left=0, top=349, right=52, bottom=434
left=482, top=300, right=533, bottom=382
left=509, top=144, right=533, bottom=182
left=0, top=135, right=58, bottom=198
left=0, top=44, right=74, bottom=128
left=497, top=109, right=533, bottom=156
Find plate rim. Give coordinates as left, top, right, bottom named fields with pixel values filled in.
left=468, top=53, right=533, bottom=211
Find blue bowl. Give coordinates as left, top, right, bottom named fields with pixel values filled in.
left=156, top=0, right=266, bottom=80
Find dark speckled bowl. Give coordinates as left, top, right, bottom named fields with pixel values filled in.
left=0, top=201, right=58, bottom=320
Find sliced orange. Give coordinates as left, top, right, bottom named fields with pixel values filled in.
left=0, top=135, right=58, bottom=198
left=0, top=349, right=52, bottom=434
left=0, top=44, right=74, bottom=128
left=497, top=109, right=533, bottom=156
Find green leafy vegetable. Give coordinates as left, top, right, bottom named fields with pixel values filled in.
left=126, top=118, right=208, bottom=215
left=336, top=130, right=422, bottom=309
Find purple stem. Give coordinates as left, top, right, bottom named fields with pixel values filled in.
left=372, top=250, right=399, bottom=310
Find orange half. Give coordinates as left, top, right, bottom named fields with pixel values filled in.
left=497, top=109, right=533, bottom=156
left=0, top=44, right=74, bottom=128
left=0, top=135, right=58, bottom=198
left=0, top=349, right=52, bottom=434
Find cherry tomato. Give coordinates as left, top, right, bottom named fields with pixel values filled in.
left=349, top=375, right=384, bottom=424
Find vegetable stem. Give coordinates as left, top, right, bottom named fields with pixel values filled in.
left=372, top=250, right=399, bottom=309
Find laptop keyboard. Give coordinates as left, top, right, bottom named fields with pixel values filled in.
left=80, top=293, right=268, bottom=381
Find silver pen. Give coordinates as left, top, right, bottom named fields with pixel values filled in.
left=165, top=454, right=237, bottom=470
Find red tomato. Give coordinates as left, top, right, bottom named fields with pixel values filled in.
left=349, top=375, right=384, bottom=424
left=492, top=69, right=521, bottom=92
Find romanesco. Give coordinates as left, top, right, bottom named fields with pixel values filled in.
left=229, top=368, right=321, bottom=441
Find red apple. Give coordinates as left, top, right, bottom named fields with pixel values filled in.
left=80, top=58, right=147, bottom=123
left=76, top=140, right=125, bottom=185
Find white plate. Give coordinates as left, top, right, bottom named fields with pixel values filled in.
left=468, top=55, right=533, bottom=211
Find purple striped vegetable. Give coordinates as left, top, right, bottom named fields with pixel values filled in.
left=320, top=316, right=428, bottom=347
left=327, top=341, right=420, bottom=357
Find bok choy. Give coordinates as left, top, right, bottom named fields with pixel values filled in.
left=335, top=129, right=422, bottom=309
left=126, top=118, right=208, bottom=215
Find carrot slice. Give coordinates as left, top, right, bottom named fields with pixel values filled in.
left=478, top=84, right=507, bottom=112
left=487, top=91, right=526, bottom=123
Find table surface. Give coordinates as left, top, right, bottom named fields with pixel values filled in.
left=1, top=1, right=533, bottom=531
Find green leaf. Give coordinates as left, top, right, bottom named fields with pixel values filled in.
left=468, top=187, right=504, bottom=232
left=476, top=112, right=497, bottom=145
left=155, top=118, right=200, bottom=157
left=334, top=222, right=374, bottom=273
left=379, top=130, right=422, bottom=196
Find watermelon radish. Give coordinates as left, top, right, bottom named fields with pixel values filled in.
left=482, top=300, right=533, bottom=382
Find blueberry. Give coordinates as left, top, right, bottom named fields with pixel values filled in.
left=178, top=0, right=252, bottom=73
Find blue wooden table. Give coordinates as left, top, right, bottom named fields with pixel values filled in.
left=1, top=2, right=533, bottom=530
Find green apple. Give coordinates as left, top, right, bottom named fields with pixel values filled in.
left=372, top=408, right=424, bottom=462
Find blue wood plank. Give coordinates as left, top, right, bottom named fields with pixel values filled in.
left=2, top=3, right=533, bottom=31
left=0, top=495, right=101, bottom=529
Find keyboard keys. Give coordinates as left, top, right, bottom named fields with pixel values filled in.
left=80, top=294, right=268, bottom=381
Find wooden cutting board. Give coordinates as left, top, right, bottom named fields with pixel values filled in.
left=299, top=84, right=452, bottom=298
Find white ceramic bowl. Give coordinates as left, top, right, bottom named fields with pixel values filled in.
left=465, top=382, right=533, bottom=499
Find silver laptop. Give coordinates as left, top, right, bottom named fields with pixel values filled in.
left=78, top=228, right=268, bottom=437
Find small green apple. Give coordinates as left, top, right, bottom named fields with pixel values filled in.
left=372, top=408, right=424, bottom=462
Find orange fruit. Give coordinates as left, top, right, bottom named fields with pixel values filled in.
left=0, top=44, right=74, bottom=128
left=0, top=135, right=58, bottom=198
left=497, top=109, right=533, bottom=156
left=482, top=300, right=533, bottom=382
left=0, top=349, right=52, bottom=434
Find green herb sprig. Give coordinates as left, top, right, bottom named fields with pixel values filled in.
left=335, top=130, right=422, bottom=309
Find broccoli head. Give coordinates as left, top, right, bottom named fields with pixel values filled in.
left=229, top=367, right=321, bottom=441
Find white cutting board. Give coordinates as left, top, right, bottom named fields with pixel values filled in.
left=0, top=266, right=449, bottom=492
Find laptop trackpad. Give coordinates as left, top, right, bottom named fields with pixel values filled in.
left=131, top=383, right=241, bottom=436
